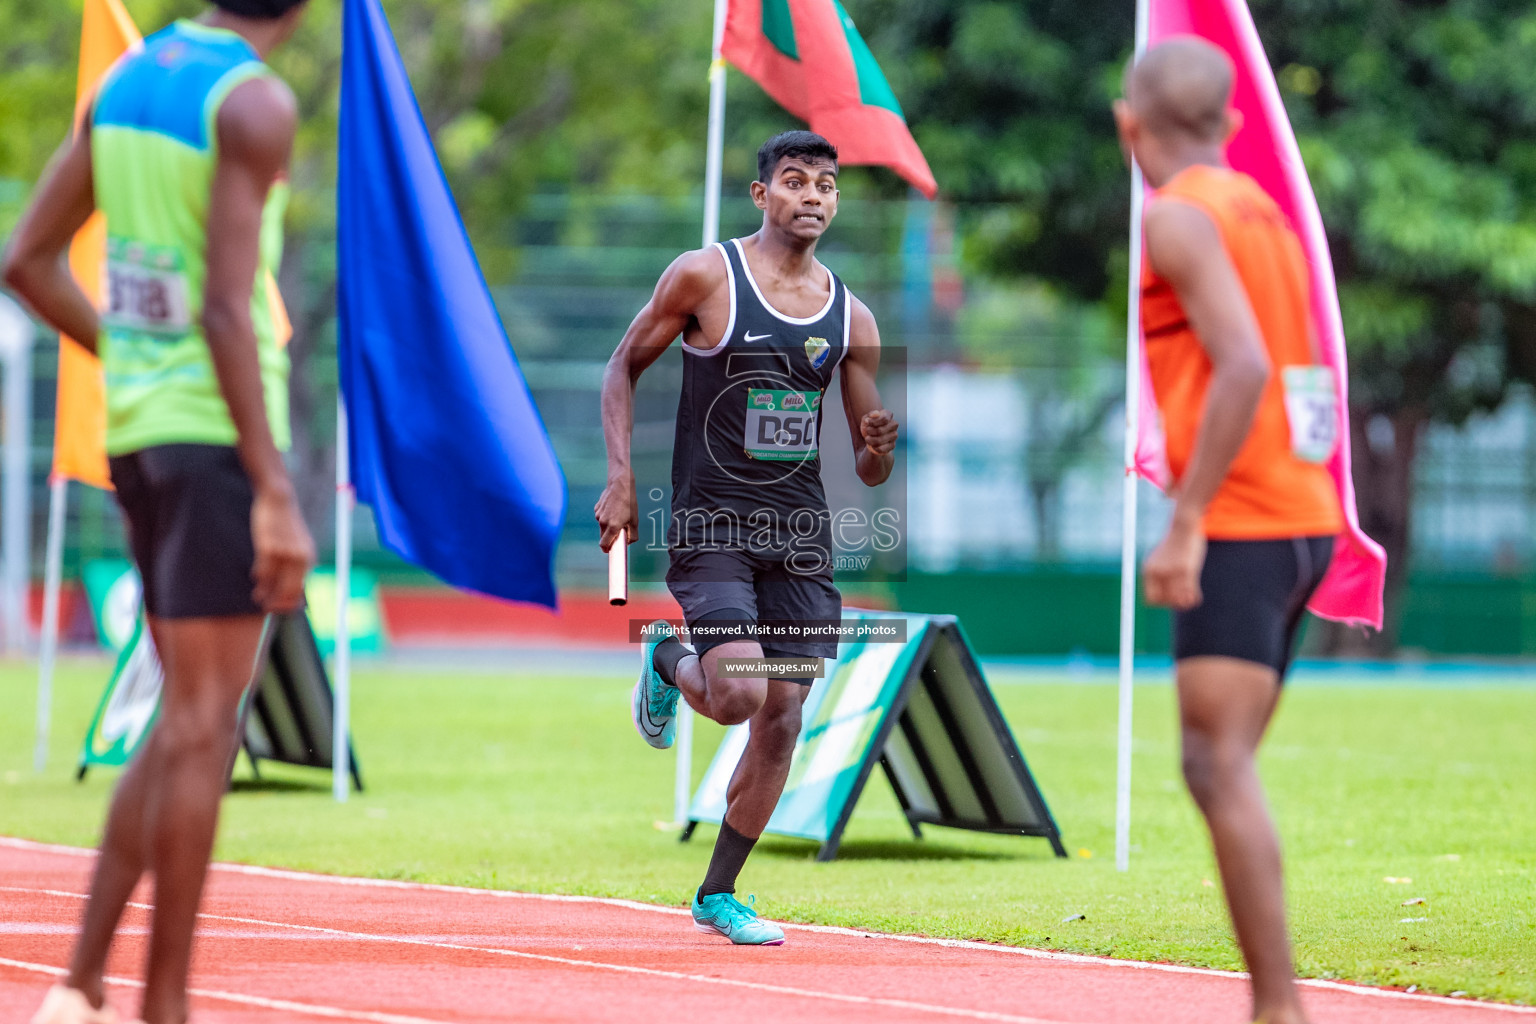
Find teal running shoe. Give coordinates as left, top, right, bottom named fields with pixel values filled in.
left=631, top=620, right=681, bottom=749
left=692, top=891, right=785, bottom=946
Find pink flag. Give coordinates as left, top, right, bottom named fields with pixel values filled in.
left=1133, top=0, right=1387, bottom=630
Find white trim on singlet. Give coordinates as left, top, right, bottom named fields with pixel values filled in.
left=729, top=238, right=836, bottom=325
left=681, top=243, right=735, bottom=358
left=831, top=284, right=853, bottom=375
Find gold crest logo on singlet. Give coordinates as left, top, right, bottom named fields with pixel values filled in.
left=804, top=336, right=831, bottom=369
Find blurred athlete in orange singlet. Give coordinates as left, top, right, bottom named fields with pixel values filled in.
left=1115, top=37, right=1344, bottom=1024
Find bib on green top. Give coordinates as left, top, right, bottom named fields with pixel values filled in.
left=92, top=19, right=290, bottom=456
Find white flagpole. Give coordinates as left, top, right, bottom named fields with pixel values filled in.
left=673, top=0, right=730, bottom=827
left=35, top=476, right=68, bottom=773
left=333, top=397, right=354, bottom=802
left=702, top=0, right=728, bottom=252
left=2, top=327, right=33, bottom=654
left=4, top=291, right=49, bottom=773
left=1115, top=0, right=1152, bottom=874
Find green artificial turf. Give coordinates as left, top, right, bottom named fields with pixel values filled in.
left=0, top=657, right=1531, bottom=1003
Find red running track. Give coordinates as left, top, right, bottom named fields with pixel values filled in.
left=0, top=837, right=1527, bottom=1024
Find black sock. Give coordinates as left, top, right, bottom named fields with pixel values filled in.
left=699, top=821, right=757, bottom=898
left=652, top=636, right=693, bottom=687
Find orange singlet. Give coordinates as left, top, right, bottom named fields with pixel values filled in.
left=1141, top=164, right=1343, bottom=540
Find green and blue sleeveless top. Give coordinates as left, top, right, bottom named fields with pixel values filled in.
left=92, top=19, right=290, bottom=455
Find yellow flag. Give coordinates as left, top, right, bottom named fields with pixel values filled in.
left=57, top=0, right=292, bottom=490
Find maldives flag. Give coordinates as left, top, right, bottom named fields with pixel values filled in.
left=722, top=0, right=937, bottom=198
left=1134, top=0, right=1387, bottom=629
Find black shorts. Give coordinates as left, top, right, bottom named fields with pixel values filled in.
left=110, top=444, right=261, bottom=619
left=1173, top=536, right=1334, bottom=680
left=666, top=546, right=842, bottom=664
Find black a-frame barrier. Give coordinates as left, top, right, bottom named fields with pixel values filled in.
left=875, top=618, right=1064, bottom=858
left=240, top=612, right=363, bottom=792
left=684, top=613, right=1066, bottom=862
left=79, top=611, right=360, bottom=792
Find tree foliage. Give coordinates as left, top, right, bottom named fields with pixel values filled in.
left=1259, top=0, right=1536, bottom=643
left=848, top=0, right=1134, bottom=303
left=0, top=0, right=88, bottom=233
left=5, top=0, right=1536, bottom=637
left=852, top=0, right=1536, bottom=640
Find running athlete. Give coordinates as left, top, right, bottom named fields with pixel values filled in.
left=596, top=131, right=898, bottom=945
left=3, top=3, right=313, bottom=1022
left=1114, top=39, right=1345, bottom=1024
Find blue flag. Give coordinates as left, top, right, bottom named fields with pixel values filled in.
left=337, top=0, right=565, bottom=608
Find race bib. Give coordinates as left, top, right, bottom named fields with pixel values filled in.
left=103, top=239, right=192, bottom=335
left=744, top=388, right=820, bottom=461
left=1281, top=365, right=1339, bottom=464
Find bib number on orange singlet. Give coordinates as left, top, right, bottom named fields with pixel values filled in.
left=1281, top=365, right=1339, bottom=464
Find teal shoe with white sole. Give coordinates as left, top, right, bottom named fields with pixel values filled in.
left=692, top=891, right=785, bottom=946
left=631, top=620, right=681, bottom=749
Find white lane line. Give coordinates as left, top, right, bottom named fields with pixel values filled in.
left=210, top=860, right=1536, bottom=1015
left=2, top=885, right=1082, bottom=1024
left=4, top=835, right=1531, bottom=1015
left=0, top=956, right=452, bottom=1024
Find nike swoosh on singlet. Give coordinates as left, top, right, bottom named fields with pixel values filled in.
left=743, top=332, right=773, bottom=342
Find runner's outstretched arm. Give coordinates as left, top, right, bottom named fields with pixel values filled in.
left=596, top=248, right=724, bottom=551
left=1, top=124, right=99, bottom=351
left=204, top=77, right=313, bottom=613
left=1141, top=197, right=1271, bottom=610
left=838, top=296, right=897, bottom=487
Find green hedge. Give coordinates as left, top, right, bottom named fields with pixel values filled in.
left=894, top=567, right=1536, bottom=657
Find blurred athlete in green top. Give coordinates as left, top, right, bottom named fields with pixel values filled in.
left=3, top=2, right=313, bottom=1022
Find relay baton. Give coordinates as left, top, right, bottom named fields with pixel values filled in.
left=608, top=534, right=628, bottom=606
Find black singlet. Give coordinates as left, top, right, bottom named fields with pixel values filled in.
left=668, top=238, right=850, bottom=558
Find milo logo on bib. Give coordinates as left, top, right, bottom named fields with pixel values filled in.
left=744, top=389, right=819, bottom=461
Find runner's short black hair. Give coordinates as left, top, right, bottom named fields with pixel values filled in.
left=757, top=131, right=839, bottom=183
left=210, top=0, right=307, bottom=18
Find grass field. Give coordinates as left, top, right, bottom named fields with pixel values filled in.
left=0, top=656, right=1531, bottom=1004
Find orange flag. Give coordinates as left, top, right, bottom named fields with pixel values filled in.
left=59, top=0, right=292, bottom=490
left=55, top=0, right=140, bottom=490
